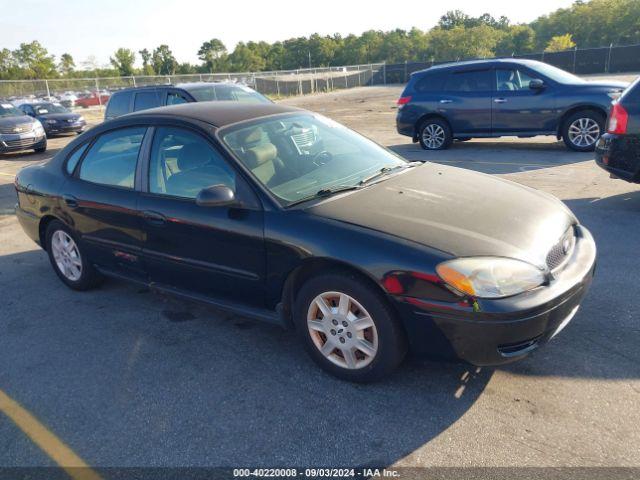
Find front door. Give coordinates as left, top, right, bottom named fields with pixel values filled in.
left=492, top=67, right=557, bottom=134
left=137, top=126, right=266, bottom=307
left=62, top=126, right=148, bottom=280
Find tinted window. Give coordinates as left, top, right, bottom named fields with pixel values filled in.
left=65, top=143, right=88, bottom=175
left=496, top=68, right=540, bottom=91
left=79, top=128, right=145, bottom=188
left=106, top=91, right=132, bottom=118
left=133, top=91, right=162, bottom=111
left=185, top=84, right=270, bottom=103
left=167, top=92, right=189, bottom=105
left=414, top=72, right=446, bottom=93
left=443, top=70, right=492, bottom=92
left=149, top=127, right=235, bottom=199
left=620, top=76, right=640, bottom=104
left=0, top=103, right=21, bottom=117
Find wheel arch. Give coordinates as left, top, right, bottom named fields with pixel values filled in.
left=413, top=113, right=452, bottom=140
left=38, top=215, right=63, bottom=251
left=556, top=104, right=608, bottom=139
left=279, top=257, right=399, bottom=329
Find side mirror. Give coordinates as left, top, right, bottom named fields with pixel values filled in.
left=529, top=79, right=545, bottom=90
left=195, top=184, right=236, bottom=207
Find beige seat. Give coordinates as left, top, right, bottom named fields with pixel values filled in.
left=237, top=127, right=279, bottom=186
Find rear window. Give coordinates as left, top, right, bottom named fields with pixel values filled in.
left=414, top=72, right=447, bottom=93
left=105, top=91, right=132, bottom=118
left=620, top=76, right=640, bottom=104
left=133, top=91, right=162, bottom=112
left=443, top=70, right=492, bottom=92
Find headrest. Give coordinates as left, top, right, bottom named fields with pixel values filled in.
left=177, top=142, right=211, bottom=171
left=237, top=127, right=263, bottom=145
left=245, top=143, right=277, bottom=169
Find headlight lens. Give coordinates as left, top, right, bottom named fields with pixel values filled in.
left=33, top=122, right=45, bottom=133
left=78, top=116, right=85, bottom=122
left=436, top=257, right=545, bottom=299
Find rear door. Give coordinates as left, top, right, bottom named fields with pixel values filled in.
left=62, top=126, right=149, bottom=280
left=492, top=66, right=556, bottom=134
left=437, top=69, right=493, bottom=135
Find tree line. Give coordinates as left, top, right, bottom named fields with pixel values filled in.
left=1, top=0, right=639, bottom=80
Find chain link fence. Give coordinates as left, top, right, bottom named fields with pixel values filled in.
left=0, top=64, right=385, bottom=102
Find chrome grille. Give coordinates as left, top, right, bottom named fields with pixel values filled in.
left=3, top=138, right=37, bottom=148
left=0, top=123, right=33, bottom=135
left=546, top=227, right=575, bottom=271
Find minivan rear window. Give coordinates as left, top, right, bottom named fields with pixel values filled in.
left=133, top=91, right=162, bottom=112
left=105, top=91, right=132, bottom=118
left=443, top=70, right=492, bottom=92
left=414, top=72, right=446, bottom=93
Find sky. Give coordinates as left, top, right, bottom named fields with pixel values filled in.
left=0, top=0, right=576, bottom=67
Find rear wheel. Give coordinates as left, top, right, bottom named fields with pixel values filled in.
left=418, top=118, right=452, bottom=150
left=562, top=110, right=604, bottom=152
left=46, top=220, right=103, bottom=290
left=294, top=272, right=407, bottom=382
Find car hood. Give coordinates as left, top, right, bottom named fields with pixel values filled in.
left=580, top=80, right=628, bottom=89
left=307, top=163, right=575, bottom=267
left=0, top=114, right=35, bottom=127
left=38, top=113, right=82, bottom=121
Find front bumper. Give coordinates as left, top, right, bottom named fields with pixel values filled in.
left=0, top=133, right=46, bottom=153
left=392, top=225, right=597, bottom=366
left=595, top=133, right=640, bottom=182
left=43, top=121, right=86, bottom=135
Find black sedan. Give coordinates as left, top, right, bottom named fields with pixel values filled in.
left=14, top=102, right=596, bottom=382
left=19, top=102, right=86, bottom=137
left=596, top=75, right=640, bottom=182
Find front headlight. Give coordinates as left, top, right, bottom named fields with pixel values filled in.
left=33, top=121, right=45, bottom=133
left=45, top=119, right=57, bottom=125
left=77, top=116, right=85, bottom=122
left=436, top=257, right=545, bottom=299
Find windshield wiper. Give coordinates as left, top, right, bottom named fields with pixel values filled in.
left=285, top=184, right=362, bottom=208
left=358, top=162, right=420, bottom=186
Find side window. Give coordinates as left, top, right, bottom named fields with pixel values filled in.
left=496, top=68, right=540, bottom=91
left=443, top=70, right=492, bottom=92
left=78, top=127, right=146, bottom=189
left=65, top=143, right=88, bottom=175
left=133, top=91, right=162, bottom=112
left=149, top=127, right=236, bottom=199
left=414, top=73, right=446, bottom=93
left=167, top=92, right=189, bottom=105
left=105, top=91, right=132, bottom=118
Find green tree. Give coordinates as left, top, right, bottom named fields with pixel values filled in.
left=58, top=53, right=75, bottom=76
left=13, top=41, right=57, bottom=78
left=151, top=45, right=177, bottom=75
left=228, top=42, right=265, bottom=71
left=496, top=25, right=537, bottom=55
left=138, top=48, right=154, bottom=75
left=545, top=33, right=576, bottom=52
left=198, top=38, right=227, bottom=72
left=427, top=25, right=504, bottom=61
left=110, top=48, right=136, bottom=76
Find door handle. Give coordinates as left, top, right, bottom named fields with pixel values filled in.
left=142, top=210, right=166, bottom=226
left=439, top=99, right=453, bottom=104
left=494, top=98, right=507, bottom=104
left=62, top=194, right=78, bottom=209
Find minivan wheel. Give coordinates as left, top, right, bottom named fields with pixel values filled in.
left=418, top=118, right=452, bottom=150
left=562, top=111, right=604, bottom=152
left=45, top=220, right=103, bottom=291
left=294, top=272, right=407, bottom=382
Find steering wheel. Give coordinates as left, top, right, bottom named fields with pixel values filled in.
left=311, top=150, right=333, bottom=166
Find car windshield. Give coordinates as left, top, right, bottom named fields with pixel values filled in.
left=220, top=113, right=408, bottom=205
left=184, top=84, right=270, bottom=104
left=34, top=103, right=69, bottom=114
left=529, top=62, right=586, bottom=84
left=0, top=103, right=22, bottom=117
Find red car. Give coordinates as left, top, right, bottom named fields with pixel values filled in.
left=75, top=92, right=110, bottom=108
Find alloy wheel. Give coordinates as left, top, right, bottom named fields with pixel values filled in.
left=568, top=117, right=600, bottom=148
left=51, top=230, right=82, bottom=281
left=307, top=291, right=378, bottom=369
left=421, top=123, right=446, bottom=149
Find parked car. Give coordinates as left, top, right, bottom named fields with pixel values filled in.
left=76, top=91, right=110, bottom=108
left=0, top=102, right=47, bottom=154
left=58, top=92, right=79, bottom=108
left=396, top=59, right=627, bottom=151
left=14, top=102, right=596, bottom=382
left=595, top=75, right=640, bottom=182
left=104, top=82, right=270, bottom=120
left=19, top=102, right=86, bottom=137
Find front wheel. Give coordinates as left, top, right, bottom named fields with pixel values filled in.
left=46, top=220, right=103, bottom=290
left=562, top=111, right=604, bottom=152
left=34, top=141, right=47, bottom=153
left=418, top=118, right=452, bottom=150
left=294, top=272, right=407, bottom=382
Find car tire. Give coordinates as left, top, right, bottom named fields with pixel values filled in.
left=45, top=220, right=103, bottom=291
left=418, top=118, right=453, bottom=150
left=34, top=142, right=47, bottom=153
left=294, top=271, right=407, bottom=382
left=562, top=110, right=605, bottom=152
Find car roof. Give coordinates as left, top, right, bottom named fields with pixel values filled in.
left=177, top=82, right=247, bottom=89
left=126, top=101, right=303, bottom=128
left=112, top=82, right=234, bottom=95
left=414, top=58, right=544, bottom=75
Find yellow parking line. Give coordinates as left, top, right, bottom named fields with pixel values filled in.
left=0, top=389, right=103, bottom=480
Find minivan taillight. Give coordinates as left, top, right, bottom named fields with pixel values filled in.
left=608, top=102, right=628, bottom=134
left=397, top=96, right=412, bottom=106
